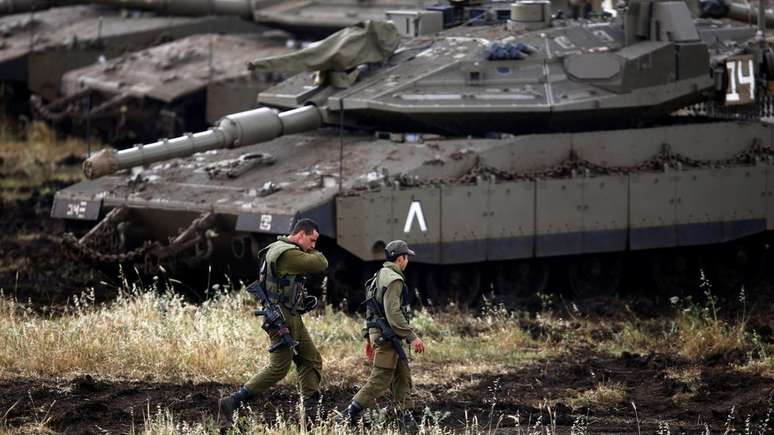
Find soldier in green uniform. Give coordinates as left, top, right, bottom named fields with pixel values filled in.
left=341, top=240, right=426, bottom=427
left=219, top=218, right=329, bottom=424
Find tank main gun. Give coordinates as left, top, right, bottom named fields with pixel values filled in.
left=0, top=0, right=77, bottom=14
left=701, top=0, right=774, bottom=27
left=89, top=0, right=253, bottom=18
left=0, top=0, right=254, bottom=17
left=83, top=106, right=322, bottom=178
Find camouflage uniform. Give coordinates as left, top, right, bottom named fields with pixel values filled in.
left=353, top=261, right=417, bottom=410
left=219, top=235, right=328, bottom=421
left=244, top=236, right=328, bottom=397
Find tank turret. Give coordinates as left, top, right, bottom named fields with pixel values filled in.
left=84, top=0, right=765, bottom=162
left=81, top=20, right=400, bottom=176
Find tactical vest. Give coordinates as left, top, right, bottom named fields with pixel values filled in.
left=260, top=240, right=305, bottom=311
left=365, top=265, right=411, bottom=328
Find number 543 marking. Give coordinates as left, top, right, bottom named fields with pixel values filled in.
left=725, top=55, right=755, bottom=106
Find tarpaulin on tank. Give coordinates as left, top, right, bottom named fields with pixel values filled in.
left=247, top=20, right=401, bottom=72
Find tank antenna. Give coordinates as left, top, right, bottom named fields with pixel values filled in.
left=338, top=100, right=344, bottom=192
left=757, top=0, right=767, bottom=51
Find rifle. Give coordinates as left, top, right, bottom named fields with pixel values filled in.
left=245, top=280, right=299, bottom=354
left=365, top=298, right=408, bottom=362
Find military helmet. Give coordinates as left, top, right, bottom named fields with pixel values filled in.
left=385, top=240, right=415, bottom=258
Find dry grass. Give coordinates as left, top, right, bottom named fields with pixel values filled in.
left=673, top=312, right=748, bottom=361
left=567, top=381, right=627, bottom=410
left=608, top=313, right=751, bottom=363
left=664, top=365, right=703, bottom=402
left=0, top=272, right=771, bottom=433
left=0, top=120, right=97, bottom=200
left=739, top=356, right=774, bottom=379
left=1, top=277, right=768, bottom=385
left=606, top=284, right=757, bottom=364
left=0, top=283, right=545, bottom=386
left=140, top=405, right=453, bottom=435
left=737, top=330, right=774, bottom=379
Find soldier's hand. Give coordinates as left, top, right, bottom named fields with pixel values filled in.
left=411, top=337, right=425, bottom=354
left=364, top=340, right=374, bottom=362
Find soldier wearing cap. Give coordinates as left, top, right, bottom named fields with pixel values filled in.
left=341, top=239, right=426, bottom=427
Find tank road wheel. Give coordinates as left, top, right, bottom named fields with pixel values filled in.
left=651, top=250, right=701, bottom=296
left=421, top=265, right=482, bottom=308
left=704, top=242, right=763, bottom=294
left=313, top=247, right=365, bottom=312
left=492, top=260, right=549, bottom=309
left=567, top=255, right=622, bottom=297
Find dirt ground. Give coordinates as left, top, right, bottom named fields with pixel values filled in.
left=1, top=192, right=773, bottom=433
left=0, top=187, right=114, bottom=308
left=0, top=351, right=772, bottom=433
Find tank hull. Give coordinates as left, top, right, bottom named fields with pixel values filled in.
left=52, top=120, right=774, bottom=301
left=53, top=120, right=774, bottom=263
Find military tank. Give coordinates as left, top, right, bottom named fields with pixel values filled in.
left=0, top=2, right=264, bottom=117
left=52, top=0, right=774, bottom=307
left=27, top=0, right=455, bottom=146
left=42, top=32, right=293, bottom=146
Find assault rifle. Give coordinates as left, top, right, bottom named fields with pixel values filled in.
left=245, top=280, right=299, bottom=354
left=365, top=298, right=408, bottom=362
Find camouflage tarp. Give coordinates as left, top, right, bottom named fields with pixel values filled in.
left=247, top=20, right=401, bottom=72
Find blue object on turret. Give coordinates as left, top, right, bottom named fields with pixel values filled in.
left=485, top=42, right=531, bottom=60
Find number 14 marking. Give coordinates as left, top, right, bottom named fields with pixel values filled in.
left=726, top=57, right=755, bottom=105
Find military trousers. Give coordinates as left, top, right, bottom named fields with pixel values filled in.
left=244, top=308, right=322, bottom=398
left=353, top=341, right=412, bottom=410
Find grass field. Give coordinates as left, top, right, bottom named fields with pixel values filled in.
left=0, top=119, right=95, bottom=201
left=0, top=278, right=771, bottom=433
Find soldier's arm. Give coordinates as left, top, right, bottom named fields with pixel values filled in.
left=384, top=280, right=417, bottom=343
left=277, top=249, right=329, bottom=275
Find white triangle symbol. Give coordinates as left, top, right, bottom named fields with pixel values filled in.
left=404, top=201, right=427, bottom=233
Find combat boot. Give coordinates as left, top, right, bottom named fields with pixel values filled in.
left=338, top=400, right=364, bottom=427
left=218, top=386, right=253, bottom=427
left=302, top=391, right=326, bottom=424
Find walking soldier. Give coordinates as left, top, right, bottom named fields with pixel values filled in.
left=342, top=239, right=426, bottom=427
left=219, top=218, right=329, bottom=424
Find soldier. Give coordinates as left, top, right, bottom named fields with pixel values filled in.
left=341, top=240, right=426, bottom=428
left=219, top=218, right=329, bottom=424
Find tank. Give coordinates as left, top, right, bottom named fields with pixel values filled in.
left=41, top=32, right=293, bottom=146
left=52, top=0, right=774, bottom=307
left=0, top=3, right=262, bottom=114
left=27, top=0, right=449, bottom=146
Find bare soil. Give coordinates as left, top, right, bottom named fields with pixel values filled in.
left=1, top=190, right=773, bottom=433
left=0, top=186, right=114, bottom=308
left=0, top=351, right=772, bottom=433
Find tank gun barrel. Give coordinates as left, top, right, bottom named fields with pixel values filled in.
left=83, top=105, right=322, bottom=179
left=728, top=1, right=774, bottom=26
left=0, top=0, right=80, bottom=15
left=702, top=0, right=774, bottom=27
left=88, top=0, right=253, bottom=17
